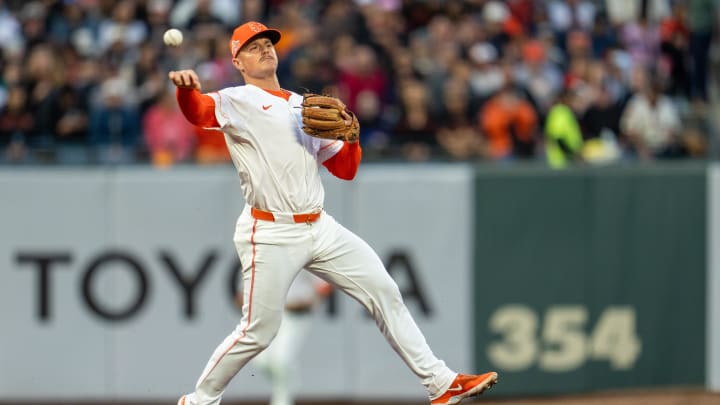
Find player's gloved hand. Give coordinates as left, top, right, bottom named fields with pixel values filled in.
left=169, top=70, right=202, bottom=91
left=301, top=93, right=360, bottom=143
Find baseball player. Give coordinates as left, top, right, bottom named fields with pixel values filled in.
left=169, top=21, right=498, bottom=405
left=249, top=272, right=331, bottom=405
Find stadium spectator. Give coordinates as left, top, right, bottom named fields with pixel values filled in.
left=513, top=39, right=564, bottom=115
left=605, top=0, right=671, bottom=26
left=688, top=0, right=720, bottom=106
left=145, top=0, right=174, bottom=42
left=17, top=1, right=48, bottom=51
left=589, top=11, right=618, bottom=59
left=391, top=78, right=438, bottom=161
left=97, top=0, right=148, bottom=53
left=479, top=73, right=539, bottom=161
left=620, top=11, right=661, bottom=68
left=142, top=87, right=196, bottom=167
left=482, top=0, right=514, bottom=57
left=24, top=44, right=61, bottom=153
left=0, top=0, right=22, bottom=54
left=620, top=71, right=685, bottom=160
left=659, top=1, right=691, bottom=99
left=547, top=0, right=597, bottom=33
left=89, top=77, right=141, bottom=163
left=545, top=88, right=585, bottom=168
left=0, top=84, right=32, bottom=162
left=468, top=42, right=505, bottom=101
left=506, top=0, right=538, bottom=33
left=52, top=82, right=91, bottom=162
left=580, top=82, right=623, bottom=143
left=578, top=83, right=624, bottom=165
left=133, top=42, right=166, bottom=115
left=46, top=0, right=92, bottom=47
left=436, top=74, right=485, bottom=161
left=171, top=0, right=228, bottom=32
left=336, top=44, right=389, bottom=117
left=546, top=0, right=597, bottom=56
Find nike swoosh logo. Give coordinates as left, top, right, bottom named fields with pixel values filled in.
left=447, top=384, right=463, bottom=392
left=262, top=105, right=271, bottom=110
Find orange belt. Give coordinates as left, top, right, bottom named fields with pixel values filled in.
left=251, top=207, right=321, bottom=224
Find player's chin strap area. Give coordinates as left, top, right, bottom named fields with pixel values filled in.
left=251, top=207, right=321, bottom=224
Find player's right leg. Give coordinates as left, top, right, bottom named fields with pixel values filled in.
left=179, top=270, right=288, bottom=405
left=253, top=308, right=314, bottom=405
left=253, top=272, right=317, bottom=405
left=179, top=215, right=312, bottom=405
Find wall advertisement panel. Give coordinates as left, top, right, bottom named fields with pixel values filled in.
left=0, top=165, right=474, bottom=401
left=473, top=166, right=707, bottom=396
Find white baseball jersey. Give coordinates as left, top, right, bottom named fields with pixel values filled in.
left=207, top=84, right=343, bottom=213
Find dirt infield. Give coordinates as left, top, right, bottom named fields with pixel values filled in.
left=4, top=390, right=720, bottom=405
left=293, top=390, right=720, bottom=405
left=487, top=389, right=720, bottom=405
left=314, top=390, right=720, bottom=405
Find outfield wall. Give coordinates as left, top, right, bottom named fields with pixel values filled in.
left=473, top=165, right=707, bottom=397
left=709, top=164, right=720, bottom=392
left=0, top=165, right=474, bottom=402
left=0, top=163, right=715, bottom=402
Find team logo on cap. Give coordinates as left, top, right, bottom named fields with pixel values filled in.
left=248, top=22, right=265, bottom=32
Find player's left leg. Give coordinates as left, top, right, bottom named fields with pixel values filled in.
left=305, top=212, right=457, bottom=399
left=181, top=214, right=313, bottom=405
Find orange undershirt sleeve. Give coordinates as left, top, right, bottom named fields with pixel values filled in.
left=176, top=88, right=220, bottom=128
left=322, top=142, right=362, bottom=180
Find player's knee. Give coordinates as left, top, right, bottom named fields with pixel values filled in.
left=361, top=280, right=404, bottom=316
left=261, top=327, right=283, bottom=350
left=256, top=330, right=280, bottom=351
left=375, top=278, right=403, bottom=301
left=240, top=320, right=281, bottom=351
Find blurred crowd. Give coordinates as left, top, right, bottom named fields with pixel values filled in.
left=0, top=0, right=718, bottom=167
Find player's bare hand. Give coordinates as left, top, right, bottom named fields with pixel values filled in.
left=168, top=70, right=202, bottom=91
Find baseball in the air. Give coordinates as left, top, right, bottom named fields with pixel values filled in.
left=163, top=28, right=183, bottom=47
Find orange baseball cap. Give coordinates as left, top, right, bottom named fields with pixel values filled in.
left=229, top=21, right=281, bottom=58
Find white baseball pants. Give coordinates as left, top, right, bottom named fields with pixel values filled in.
left=185, top=207, right=455, bottom=405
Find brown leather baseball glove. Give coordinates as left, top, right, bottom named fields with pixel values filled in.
left=301, top=94, right=360, bottom=143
